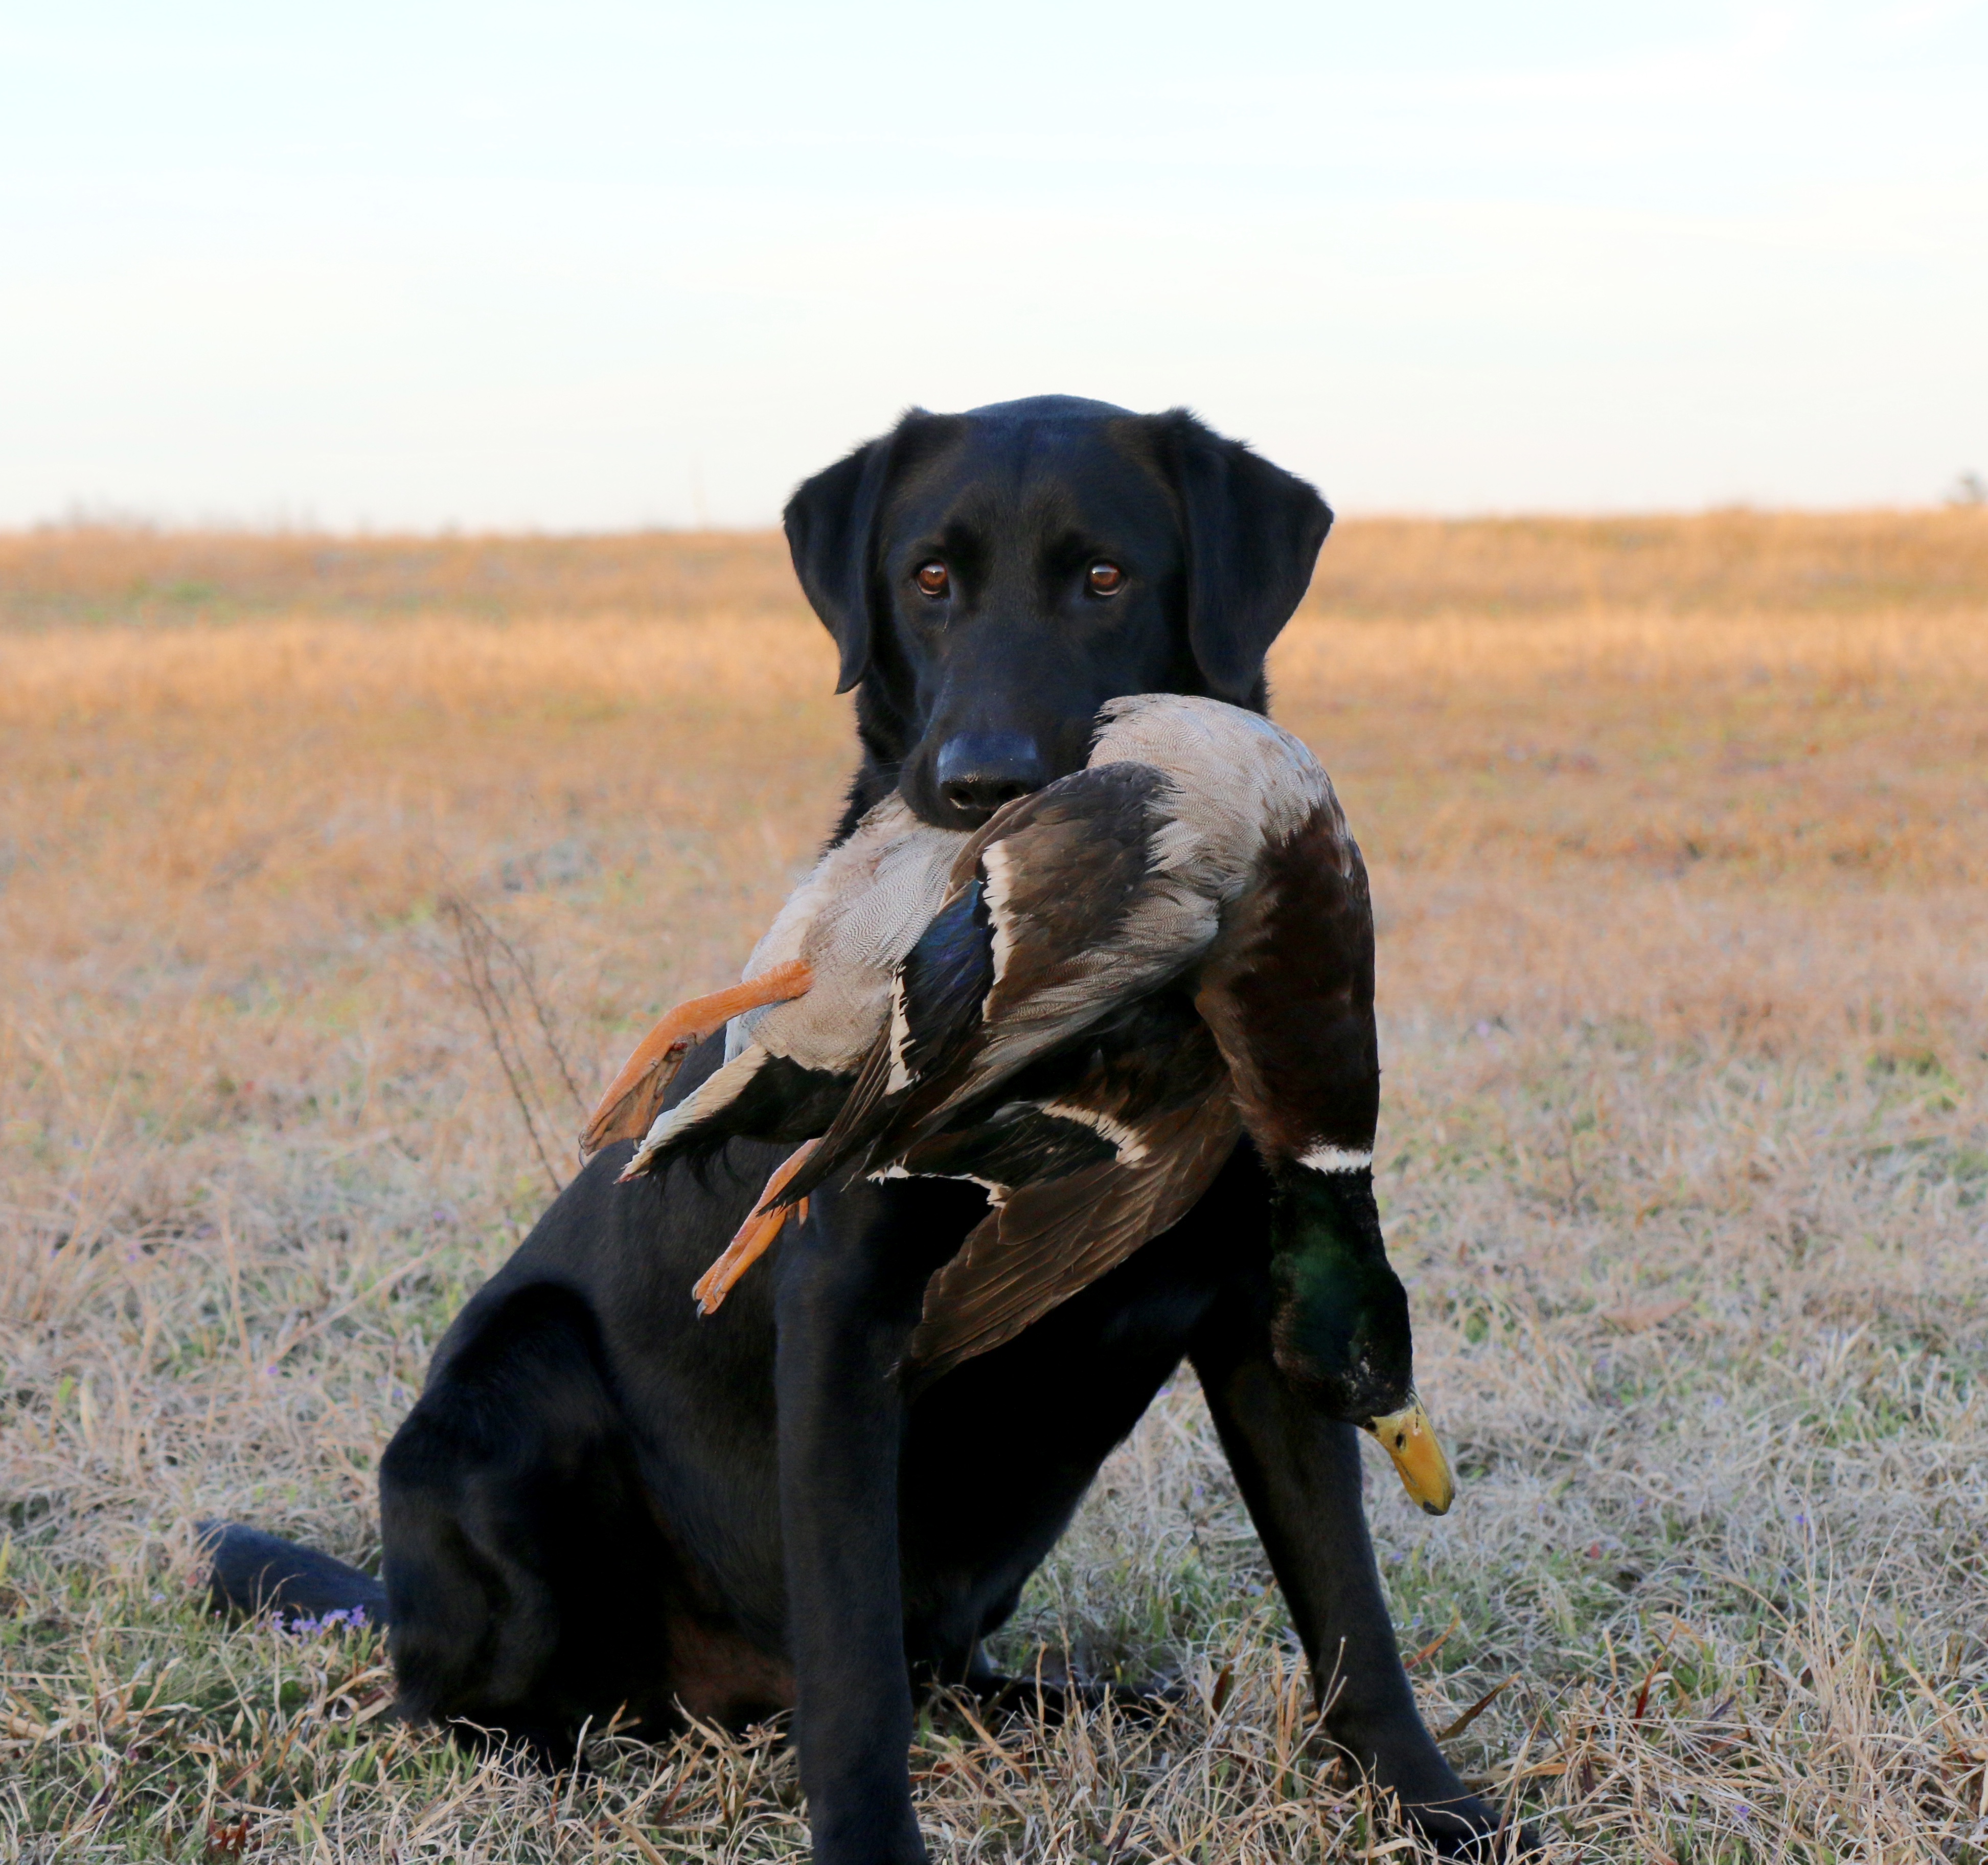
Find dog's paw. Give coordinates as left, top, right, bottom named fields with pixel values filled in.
left=1406, top=1794, right=1544, bottom=1860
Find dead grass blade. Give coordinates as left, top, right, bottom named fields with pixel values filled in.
left=439, top=892, right=583, bottom=1198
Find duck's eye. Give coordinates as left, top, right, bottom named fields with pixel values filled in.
left=1088, top=561, right=1125, bottom=596
left=915, top=562, right=949, bottom=599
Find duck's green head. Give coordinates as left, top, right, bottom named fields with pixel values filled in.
left=1268, top=1164, right=1455, bottom=1516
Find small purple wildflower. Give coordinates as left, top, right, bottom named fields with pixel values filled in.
left=281, top=1604, right=369, bottom=1637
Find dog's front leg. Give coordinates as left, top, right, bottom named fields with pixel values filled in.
left=1192, top=1339, right=1517, bottom=1850
left=1185, top=1159, right=1518, bottom=1853
left=773, top=1174, right=950, bottom=1865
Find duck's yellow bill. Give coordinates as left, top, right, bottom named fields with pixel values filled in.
left=1364, top=1394, right=1456, bottom=1516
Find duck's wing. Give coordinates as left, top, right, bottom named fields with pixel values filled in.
left=782, top=762, right=1219, bottom=1202
left=957, top=764, right=1220, bottom=1104
left=905, top=1086, right=1241, bottom=1380
left=1193, top=795, right=1379, bottom=1172
left=896, top=992, right=1241, bottom=1377
left=888, top=985, right=1218, bottom=1183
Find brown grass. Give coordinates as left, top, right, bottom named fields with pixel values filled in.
left=2, top=514, right=1984, bottom=1861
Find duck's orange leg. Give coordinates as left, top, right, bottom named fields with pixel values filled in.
left=692, top=1140, right=819, bottom=1315
left=580, top=959, right=812, bottom=1159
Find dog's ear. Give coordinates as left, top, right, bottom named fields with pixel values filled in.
left=1158, top=411, right=1333, bottom=704
left=784, top=418, right=918, bottom=694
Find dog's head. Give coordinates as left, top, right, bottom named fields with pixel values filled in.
left=785, top=395, right=1332, bottom=830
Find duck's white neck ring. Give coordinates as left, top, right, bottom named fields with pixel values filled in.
left=1295, top=1143, right=1374, bottom=1174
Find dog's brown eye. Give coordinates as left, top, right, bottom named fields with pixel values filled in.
left=915, top=562, right=949, bottom=598
left=1088, top=561, right=1125, bottom=596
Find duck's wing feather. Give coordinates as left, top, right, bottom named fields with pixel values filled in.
left=773, top=873, right=996, bottom=1199
left=905, top=1087, right=1241, bottom=1379
left=902, top=993, right=1239, bottom=1375
left=783, top=764, right=1219, bottom=1202
left=952, top=762, right=1221, bottom=1107
left=887, top=985, right=1217, bottom=1189
left=619, top=1045, right=862, bottom=1180
left=897, top=762, right=1176, bottom=1114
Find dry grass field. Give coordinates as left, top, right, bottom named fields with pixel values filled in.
left=2, top=512, right=1985, bottom=1862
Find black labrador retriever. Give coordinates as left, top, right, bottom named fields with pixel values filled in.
left=207, top=396, right=1516, bottom=1856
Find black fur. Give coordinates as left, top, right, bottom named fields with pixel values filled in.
left=201, top=1522, right=386, bottom=1628
left=204, top=398, right=1528, bottom=1857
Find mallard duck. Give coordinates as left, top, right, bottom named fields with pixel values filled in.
left=584, top=695, right=1453, bottom=1513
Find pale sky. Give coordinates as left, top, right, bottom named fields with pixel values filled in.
left=3, top=2, right=1983, bottom=527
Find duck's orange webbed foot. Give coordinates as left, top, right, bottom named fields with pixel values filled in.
left=692, top=1140, right=819, bottom=1315
left=580, top=959, right=813, bottom=1159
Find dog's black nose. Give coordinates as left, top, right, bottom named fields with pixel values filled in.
left=934, top=732, right=1047, bottom=818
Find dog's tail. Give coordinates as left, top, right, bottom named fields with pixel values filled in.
left=197, top=1521, right=389, bottom=1629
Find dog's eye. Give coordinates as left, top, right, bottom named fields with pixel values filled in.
left=1088, top=562, right=1125, bottom=596
left=915, top=562, right=949, bottom=599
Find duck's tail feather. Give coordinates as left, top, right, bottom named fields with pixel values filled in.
left=618, top=1049, right=769, bottom=1179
